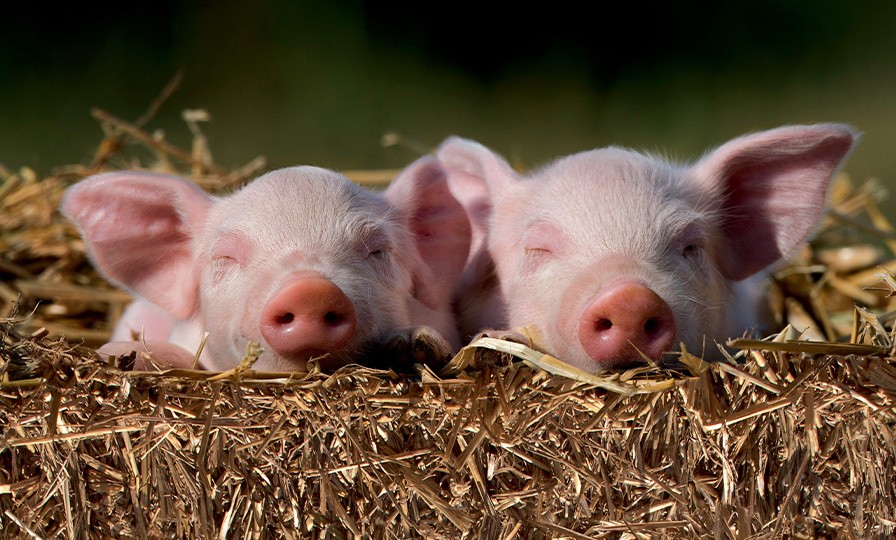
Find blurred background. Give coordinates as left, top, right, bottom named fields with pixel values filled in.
left=2, top=1, right=895, bottom=193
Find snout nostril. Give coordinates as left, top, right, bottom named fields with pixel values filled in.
left=276, top=311, right=346, bottom=326
left=275, top=312, right=295, bottom=325
left=594, top=318, right=613, bottom=331
left=644, top=317, right=660, bottom=334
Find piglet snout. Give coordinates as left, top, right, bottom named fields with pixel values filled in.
left=578, top=282, right=676, bottom=369
left=260, top=276, right=358, bottom=359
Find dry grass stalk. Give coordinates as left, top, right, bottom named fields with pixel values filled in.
left=1, top=99, right=895, bottom=537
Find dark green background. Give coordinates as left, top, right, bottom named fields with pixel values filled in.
left=3, top=1, right=895, bottom=191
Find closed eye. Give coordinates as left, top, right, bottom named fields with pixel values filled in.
left=357, top=222, right=391, bottom=261
left=675, top=222, right=707, bottom=260
left=363, top=239, right=391, bottom=261
left=210, top=231, right=249, bottom=267
left=367, top=248, right=388, bottom=260
left=522, top=220, right=563, bottom=261
left=523, top=246, right=554, bottom=268
left=212, top=251, right=241, bottom=267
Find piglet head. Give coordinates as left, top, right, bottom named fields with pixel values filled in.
left=62, top=156, right=471, bottom=372
left=439, top=124, right=857, bottom=372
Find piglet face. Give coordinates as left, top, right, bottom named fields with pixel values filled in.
left=63, top=157, right=471, bottom=372
left=488, top=149, right=733, bottom=370
left=439, top=124, right=857, bottom=373
left=196, top=167, right=421, bottom=371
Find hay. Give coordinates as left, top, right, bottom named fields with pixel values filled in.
left=1, top=99, right=896, bottom=538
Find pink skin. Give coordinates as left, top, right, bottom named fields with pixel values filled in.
left=64, top=156, right=471, bottom=372
left=576, top=281, right=676, bottom=369
left=438, top=124, right=859, bottom=373
left=258, top=273, right=358, bottom=358
left=110, top=300, right=177, bottom=342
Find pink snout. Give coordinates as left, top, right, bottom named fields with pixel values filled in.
left=260, top=276, right=358, bottom=360
left=578, top=282, right=676, bottom=369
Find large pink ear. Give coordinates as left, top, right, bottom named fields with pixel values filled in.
left=692, top=124, right=858, bottom=281
left=384, top=156, right=472, bottom=309
left=436, top=136, right=519, bottom=260
left=61, top=171, right=212, bottom=319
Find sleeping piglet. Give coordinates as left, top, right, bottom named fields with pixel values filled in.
left=61, top=156, right=471, bottom=371
left=438, top=124, right=858, bottom=372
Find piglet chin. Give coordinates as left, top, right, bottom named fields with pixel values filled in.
left=238, top=345, right=355, bottom=373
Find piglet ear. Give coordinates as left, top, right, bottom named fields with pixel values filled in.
left=436, top=136, right=518, bottom=258
left=61, top=171, right=212, bottom=319
left=436, top=136, right=522, bottom=307
left=384, top=156, right=472, bottom=309
left=692, top=124, right=858, bottom=281
left=437, top=136, right=518, bottom=193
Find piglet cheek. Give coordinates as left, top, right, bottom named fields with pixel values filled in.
left=554, top=277, right=595, bottom=347
left=197, top=284, right=247, bottom=350
left=237, top=308, right=258, bottom=345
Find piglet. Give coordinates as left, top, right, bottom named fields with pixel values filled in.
left=438, top=124, right=857, bottom=372
left=61, top=156, right=471, bottom=372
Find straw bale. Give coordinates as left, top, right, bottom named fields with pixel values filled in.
left=1, top=98, right=895, bottom=538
